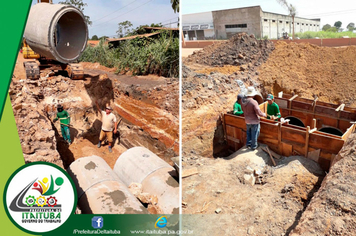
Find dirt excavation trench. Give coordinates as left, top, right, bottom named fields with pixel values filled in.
left=10, top=53, right=178, bottom=173
left=182, top=33, right=356, bottom=235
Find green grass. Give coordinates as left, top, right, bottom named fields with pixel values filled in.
left=79, top=31, right=179, bottom=78
left=295, top=31, right=356, bottom=39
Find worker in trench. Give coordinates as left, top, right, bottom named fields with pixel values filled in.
left=233, top=94, right=244, bottom=116
left=95, top=101, right=118, bottom=153
left=241, top=87, right=267, bottom=150
left=53, top=104, right=72, bottom=145
left=266, top=94, right=281, bottom=121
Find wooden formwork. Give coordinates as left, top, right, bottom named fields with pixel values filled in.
left=224, top=94, right=356, bottom=171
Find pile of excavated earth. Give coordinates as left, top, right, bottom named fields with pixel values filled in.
left=11, top=54, right=179, bottom=170
left=183, top=33, right=356, bottom=235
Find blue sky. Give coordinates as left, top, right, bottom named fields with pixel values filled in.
left=182, top=0, right=356, bottom=29
left=31, top=0, right=179, bottom=38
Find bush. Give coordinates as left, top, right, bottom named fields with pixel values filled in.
left=79, top=31, right=179, bottom=78
left=295, top=31, right=356, bottom=39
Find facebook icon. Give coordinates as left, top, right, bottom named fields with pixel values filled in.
left=92, top=216, right=104, bottom=229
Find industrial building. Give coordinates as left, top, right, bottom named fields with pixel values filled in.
left=183, top=6, right=320, bottom=40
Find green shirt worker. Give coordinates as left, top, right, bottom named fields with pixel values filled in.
left=53, top=104, right=72, bottom=144
left=266, top=94, right=281, bottom=121
left=233, top=94, right=244, bottom=116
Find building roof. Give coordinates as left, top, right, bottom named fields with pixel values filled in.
left=106, top=32, right=161, bottom=42
left=87, top=40, right=100, bottom=46
left=107, top=27, right=178, bottom=43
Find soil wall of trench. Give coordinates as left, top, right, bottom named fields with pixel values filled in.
left=10, top=60, right=178, bottom=169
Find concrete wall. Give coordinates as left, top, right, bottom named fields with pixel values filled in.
left=183, top=38, right=356, bottom=48
left=182, top=11, right=214, bottom=40
left=262, top=12, right=320, bottom=39
left=212, top=6, right=262, bottom=39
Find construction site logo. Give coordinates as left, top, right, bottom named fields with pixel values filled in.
left=3, top=162, right=77, bottom=234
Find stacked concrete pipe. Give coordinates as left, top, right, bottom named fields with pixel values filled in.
left=114, top=147, right=179, bottom=214
left=24, top=3, right=88, bottom=63
left=67, top=156, right=147, bottom=214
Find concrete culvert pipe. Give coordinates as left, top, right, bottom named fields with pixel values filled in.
left=24, top=3, right=88, bottom=63
left=319, top=127, right=343, bottom=136
left=114, top=147, right=179, bottom=214
left=285, top=116, right=305, bottom=127
left=67, top=155, right=148, bottom=214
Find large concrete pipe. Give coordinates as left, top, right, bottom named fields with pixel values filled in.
left=319, top=127, right=343, bottom=136
left=285, top=116, right=305, bottom=127
left=114, top=147, right=179, bottom=214
left=24, top=3, right=88, bottom=63
left=67, top=155, right=147, bottom=214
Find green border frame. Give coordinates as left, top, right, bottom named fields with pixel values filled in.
left=3, top=162, right=78, bottom=235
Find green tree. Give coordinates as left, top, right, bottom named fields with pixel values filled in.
left=322, top=24, right=331, bottom=31
left=277, top=0, right=297, bottom=39
left=334, top=21, right=342, bottom=30
left=347, top=22, right=355, bottom=31
left=171, top=0, right=179, bottom=13
left=58, top=0, right=92, bottom=26
left=327, top=27, right=338, bottom=32
left=91, top=35, right=98, bottom=40
left=117, top=20, right=133, bottom=38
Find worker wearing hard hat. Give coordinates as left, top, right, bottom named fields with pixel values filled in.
left=266, top=94, right=281, bottom=121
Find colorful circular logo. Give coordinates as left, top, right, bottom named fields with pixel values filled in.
left=3, top=162, right=77, bottom=234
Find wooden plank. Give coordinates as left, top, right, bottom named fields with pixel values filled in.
left=282, top=142, right=293, bottom=156
left=335, top=104, right=345, bottom=112
left=342, top=124, right=355, bottom=140
left=315, top=106, right=338, bottom=117
left=305, top=126, right=310, bottom=157
left=339, top=120, right=353, bottom=133
left=312, top=97, right=318, bottom=114
left=266, top=146, right=276, bottom=166
left=313, top=130, right=343, bottom=139
left=275, top=98, right=288, bottom=109
left=312, top=118, right=316, bottom=129
left=281, top=126, right=306, bottom=145
left=309, top=128, right=317, bottom=133
left=289, top=94, right=298, bottom=102
left=226, top=136, right=241, bottom=143
left=309, top=133, right=344, bottom=153
left=224, top=114, right=246, bottom=129
left=182, top=167, right=198, bottom=178
left=340, top=110, right=356, bottom=121
left=262, top=147, right=281, bottom=159
left=308, top=149, right=320, bottom=163
left=288, top=95, right=298, bottom=115
left=259, top=102, right=268, bottom=114
left=292, top=101, right=313, bottom=111
left=260, top=123, right=279, bottom=134
left=283, top=107, right=353, bottom=123
left=313, top=114, right=338, bottom=128
left=226, top=125, right=235, bottom=137
left=258, top=135, right=279, bottom=146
